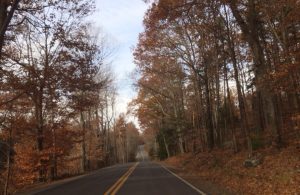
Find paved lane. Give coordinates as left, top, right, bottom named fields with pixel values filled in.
left=22, top=163, right=135, bottom=195
left=117, top=162, right=202, bottom=195
left=21, top=162, right=204, bottom=195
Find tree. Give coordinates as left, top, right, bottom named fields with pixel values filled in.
left=0, top=0, right=119, bottom=189
left=134, top=0, right=299, bottom=158
left=0, top=0, right=21, bottom=58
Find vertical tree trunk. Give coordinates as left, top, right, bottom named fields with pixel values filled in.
left=4, top=150, right=11, bottom=195
left=193, top=76, right=203, bottom=152
left=35, top=90, right=45, bottom=181
left=224, top=63, right=238, bottom=152
left=50, top=120, right=57, bottom=180
left=228, top=0, right=282, bottom=148
left=0, top=0, right=21, bottom=58
left=50, top=132, right=57, bottom=181
left=214, top=62, right=221, bottom=147
left=0, top=2, right=8, bottom=50
left=224, top=5, right=252, bottom=153
left=4, top=122, right=12, bottom=195
left=173, top=103, right=185, bottom=154
left=273, top=95, right=283, bottom=148
left=204, top=62, right=214, bottom=150
left=232, top=50, right=252, bottom=154
left=80, top=111, right=87, bottom=172
left=162, top=133, right=170, bottom=158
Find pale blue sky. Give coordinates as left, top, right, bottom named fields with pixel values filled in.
left=93, top=0, right=148, bottom=121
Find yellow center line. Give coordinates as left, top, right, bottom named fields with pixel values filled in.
left=104, top=162, right=139, bottom=195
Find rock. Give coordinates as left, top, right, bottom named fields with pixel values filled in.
left=244, top=153, right=263, bottom=168
left=244, top=159, right=260, bottom=167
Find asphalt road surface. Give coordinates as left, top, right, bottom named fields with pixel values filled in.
left=22, top=162, right=204, bottom=195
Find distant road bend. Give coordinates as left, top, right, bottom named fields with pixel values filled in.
left=22, top=162, right=206, bottom=195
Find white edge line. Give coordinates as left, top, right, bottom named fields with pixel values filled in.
left=160, top=164, right=207, bottom=195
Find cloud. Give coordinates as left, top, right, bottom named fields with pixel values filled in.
left=93, top=0, right=148, bottom=126
left=95, top=0, right=147, bottom=44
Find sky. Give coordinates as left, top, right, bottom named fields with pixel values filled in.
left=92, top=1, right=149, bottom=124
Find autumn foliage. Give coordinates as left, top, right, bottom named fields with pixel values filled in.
left=132, top=1, right=299, bottom=193
left=0, top=1, right=125, bottom=194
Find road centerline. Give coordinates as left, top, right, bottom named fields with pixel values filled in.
left=104, top=162, right=139, bottom=195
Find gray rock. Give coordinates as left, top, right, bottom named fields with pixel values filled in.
left=244, top=153, right=263, bottom=168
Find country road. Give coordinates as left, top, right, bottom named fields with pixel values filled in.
left=21, top=162, right=204, bottom=195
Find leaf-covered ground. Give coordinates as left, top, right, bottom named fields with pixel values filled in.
left=163, top=143, right=300, bottom=194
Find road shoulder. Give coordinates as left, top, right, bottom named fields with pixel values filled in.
left=16, top=164, right=129, bottom=195
left=16, top=173, right=89, bottom=195
left=160, top=162, right=235, bottom=195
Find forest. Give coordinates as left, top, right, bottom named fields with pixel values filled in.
left=0, top=0, right=299, bottom=194
left=134, top=0, right=299, bottom=159
left=0, top=1, right=141, bottom=194
left=132, top=0, right=299, bottom=193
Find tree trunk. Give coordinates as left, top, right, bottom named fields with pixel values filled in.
left=0, top=0, right=21, bottom=58
left=50, top=122, right=57, bottom=180
left=204, top=62, right=214, bottom=150
left=4, top=123, right=12, bottom=195
left=228, top=0, right=282, bottom=148
left=35, top=90, right=45, bottom=181
left=162, top=133, right=170, bottom=158
left=224, top=63, right=238, bottom=153
left=80, top=111, right=87, bottom=172
left=215, top=63, right=221, bottom=147
left=224, top=6, right=252, bottom=153
left=175, top=111, right=185, bottom=154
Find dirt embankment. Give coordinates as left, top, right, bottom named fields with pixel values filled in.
left=163, top=144, right=300, bottom=195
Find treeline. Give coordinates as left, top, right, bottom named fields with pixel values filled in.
left=133, top=0, right=300, bottom=159
left=114, top=114, right=143, bottom=164
left=0, top=1, right=140, bottom=194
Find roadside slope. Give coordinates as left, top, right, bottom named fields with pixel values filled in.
left=163, top=145, right=300, bottom=194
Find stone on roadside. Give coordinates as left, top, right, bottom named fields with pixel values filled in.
left=244, top=153, right=263, bottom=168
